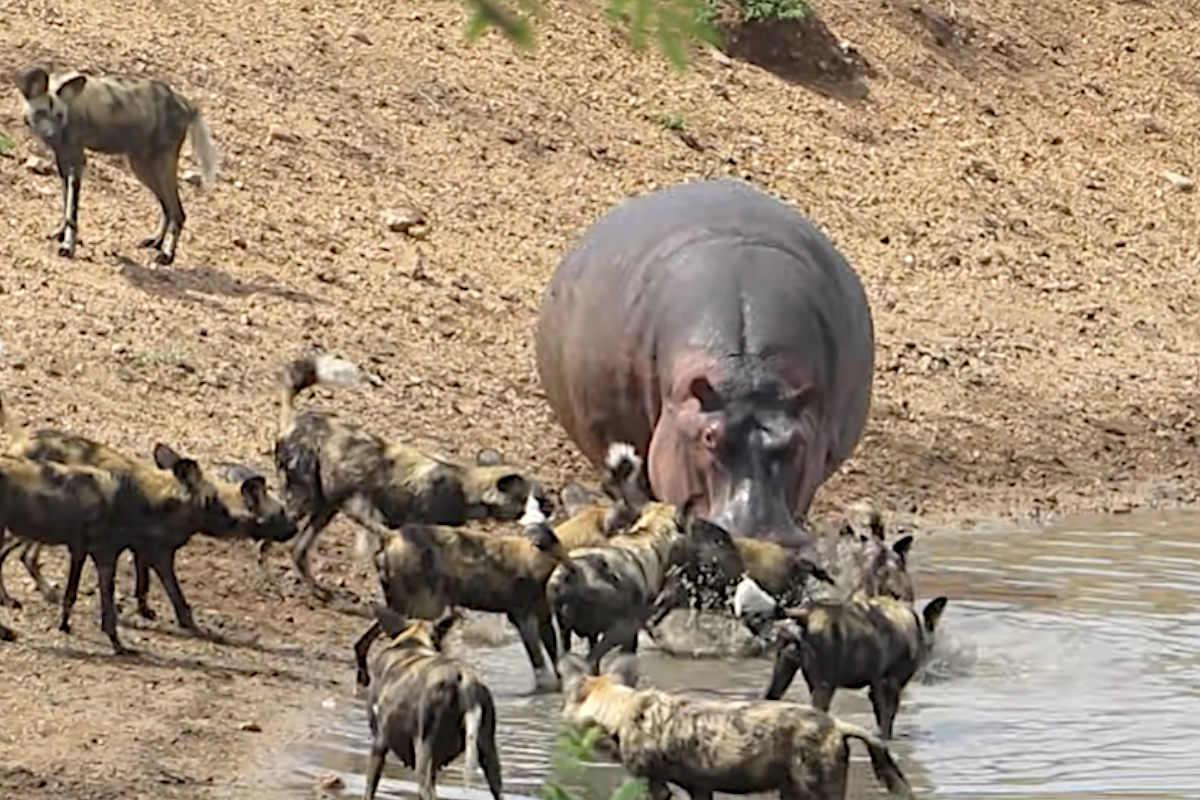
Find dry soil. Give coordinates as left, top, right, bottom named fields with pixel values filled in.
left=1, top=0, right=1199, bottom=796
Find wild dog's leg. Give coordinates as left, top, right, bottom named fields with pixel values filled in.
left=150, top=146, right=187, bottom=265
left=809, top=683, right=836, bottom=713
left=57, top=546, right=88, bottom=633
left=147, top=548, right=201, bottom=634
left=414, top=729, right=437, bottom=800
left=128, top=153, right=170, bottom=250
left=647, top=780, right=673, bottom=800
left=763, top=639, right=804, bottom=700
left=585, top=616, right=641, bottom=673
left=869, top=679, right=904, bottom=739
left=508, top=611, right=559, bottom=692
left=353, top=619, right=384, bottom=687
left=20, top=541, right=57, bottom=602
left=94, top=548, right=133, bottom=655
left=479, top=708, right=503, bottom=800
left=291, top=505, right=340, bottom=597
left=536, top=605, right=559, bottom=665
left=58, top=161, right=84, bottom=259
left=47, top=155, right=70, bottom=242
left=133, top=551, right=157, bottom=620
left=0, top=532, right=27, bottom=609
left=362, top=737, right=387, bottom=800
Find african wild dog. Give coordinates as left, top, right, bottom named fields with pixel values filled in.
left=15, top=65, right=220, bottom=265
left=557, top=653, right=915, bottom=800
left=0, top=389, right=297, bottom=619
left=543, top=443, right=652, bottom=552
left=270, top=354, right=547, bottom=596
left=0, top=449, right=237, bottom=654
left=546, top=496, right=745, bottom=670
left=353, top=493, right=569, bottom=693
left=359, top=604, right=503, bottom=800
left=735, top=575, right=948, bottom=740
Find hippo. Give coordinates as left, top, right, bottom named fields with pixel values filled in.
left=535, top=179, right=874, bottom=546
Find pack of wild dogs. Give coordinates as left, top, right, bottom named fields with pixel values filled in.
left=7, top=63, right=953, bottom=800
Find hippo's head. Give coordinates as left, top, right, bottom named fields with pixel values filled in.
left=648, top=364, right=821, bottom=547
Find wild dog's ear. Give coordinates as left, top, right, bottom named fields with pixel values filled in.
left=799, top=557, right=835, bottom=585
left=170, top=458, right=205, bottom=492
left=55, top=74, right=87, bottom=101
left=495, top=473, right=528, bottom=498
left=923, top=596, right=948, bottom=633
left=17, top=66, right=49, bottom=99
left=475, top=447, right=504, bottom=467
left=892, top=535, right=915, bottom=562
left=373, top=604, right=409, bottom=639
left=152, top=443, right=183, bottom=470
left=867, top=508, right=885, bottom=540
left=557, top=653, right=591, bottom=691
left=431, top=608, right=464, bottom=647
left=530, top=526, right=563, bottom=556
left=240, top=476, right=269, bottom=513
left=605, top=654, right=639, bottom=688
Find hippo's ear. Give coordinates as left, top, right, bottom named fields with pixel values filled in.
left=923, top=596, right=948, bottom=634
left=373, top=604, right=409, bottom=639
left=605, top=654, right=639, bottom=688
left=892, top=535, right=915, bottom=562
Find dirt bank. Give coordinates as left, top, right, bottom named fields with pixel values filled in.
left=1, top=0, right=1198, bottom=795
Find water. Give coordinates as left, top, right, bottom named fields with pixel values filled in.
left=269, top=509, right=1200, bottom=799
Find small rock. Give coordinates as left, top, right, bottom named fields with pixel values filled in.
left=383, top=207, right=429, bottom=237
left=499, top=288, right=522, bottom=302
left=1162, top=171, right=1195, bottom=193
left=268, top=126, right=301, bottom=145
left=24, top=156, right=53, bottom=175
left=349, top=28, right=372, bottom=44
left=314, top=772, right=344, bottom=791
left=1135, top=114, right=1165, bottom=135
left=707, top=46, right=734, bottom=67
left=239, top=722, right=262, bottom=733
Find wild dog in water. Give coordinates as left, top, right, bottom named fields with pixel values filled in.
left=0, top=388, right=296, bottom=618
left=557, top=653, right=914, bottom=800
left=15, top=66, right=220, bottom=265
left=734, top=576, right=948, bottom=739
left=270, top=353, right=547, bottom=596
left=359, top=604, right=502, bottom=800
left=353, top=493, right=569, bottom=693
left=541, top=443, right=653, bottom=552
left=0, top=449, right=237, bottom=654
left=546, top=496, right=745, bottom=670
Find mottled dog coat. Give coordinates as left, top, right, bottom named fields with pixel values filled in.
left=353, top=496, right=569, bottom=692
left=360, top=606, right=502, bottom=800
left=558, top=654, right=914, bottom=800
left=16, top=66, right=219, bottom=265
left=270, top=354, right=545, bottom=595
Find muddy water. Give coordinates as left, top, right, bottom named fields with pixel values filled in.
left=268, top=509, right=1200, bottom=799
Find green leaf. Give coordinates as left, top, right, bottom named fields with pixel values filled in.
left=0, top=134, right=14, bottom=157
left=611, top=778, right=651, bottom=800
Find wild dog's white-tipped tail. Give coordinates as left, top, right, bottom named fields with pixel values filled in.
left=313, top=355, right=362, bottom=388
left=187, top=114, right=221, bottom=187
left=836, top=720, right=914, bottom=799
left=519, top=490, right=546, bottom=528
left=461, top=692, right=484, bottom=792
left=732, top=575, right=778, bottom=620
left=604, top=441, right=642, bottom=473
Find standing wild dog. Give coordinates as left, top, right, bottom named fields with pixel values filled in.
left=546, top=497, right=745, bottom=670
left=353, top=494, right=569, bottom=692
left=557, top=653, right=914, bottom=800
left=270, top=354, right=547, bottom=596
left=543, top=443, right=654, bottom=552
left=0, top=449, right=238, bottom=654
left=359, top=604, right=503, bottom=800
left=735, top=576, right=948, bottom=740
left=0, top=389, right=297, bottom=618
left=15, top=65, right=219, bottom=265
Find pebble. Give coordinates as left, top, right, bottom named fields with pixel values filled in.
left=24, top=156, right=53, bottom=175
left=349, top=28, right=372, bottom=44
left=383, top=207, right=429, bottom=237
left=1162, top=171, right=1195, bottom=193
left=268, top=126, right=301, bottom=145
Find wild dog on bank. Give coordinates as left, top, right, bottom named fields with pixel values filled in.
left=0, top=388, right=296, bottom=620
left=0, top=448, right=238, bottom=654
left=15, top=65, right=220, bottom=265
left=271, top=354, right=547, bottom=596
left=735, top=575, right=949, bottom=740
left=547, top=495, right=745, bottom=670
left=359, top=604, right=503, bottom=800
left=557, top=653, right=914, bottom=800
left=353, top=493, right=569, bottom=692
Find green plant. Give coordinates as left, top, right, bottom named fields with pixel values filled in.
left=541, top=725, right=649, bottom=800
left=655, top=113, right=686, bottom=132
left=0, top=133, right=14, bottom=157
left=736, top=0, right=810, bottom=22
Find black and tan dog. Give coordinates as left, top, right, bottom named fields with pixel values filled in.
left=353, top=493, right=568, bottom=692
left=546, top=497, right=745, bottom=669
left=270, top=353, right=547, bottom=596
left=359, top=604, right=502, bottom=800
left=735, top=574, right=949, bottom=740
left=15, top=65, right=220, bottom=265
left=558, top=653, right=914, bottom=800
